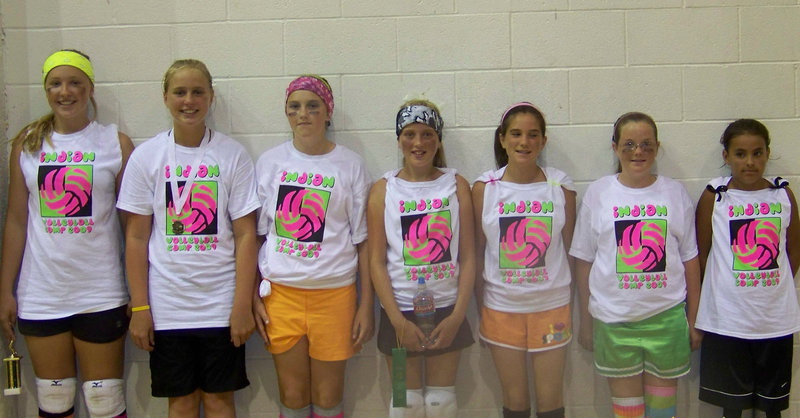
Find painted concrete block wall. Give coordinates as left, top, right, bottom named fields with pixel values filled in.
left=2, top=1, right=800, bottom=417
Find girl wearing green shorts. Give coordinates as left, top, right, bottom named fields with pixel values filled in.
left=569, top=112, right=702, bottom=418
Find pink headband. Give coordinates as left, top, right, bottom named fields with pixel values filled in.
left=500, top=102, right=537, bottom=124
left=285, top=76, right=334, bottom=117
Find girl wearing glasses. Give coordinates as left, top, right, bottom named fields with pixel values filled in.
left=694, top=119, right=800, bottom=418
left=570, top=112, right=702, bottom=418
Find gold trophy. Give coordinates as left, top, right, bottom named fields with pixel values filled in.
left=4, top=340, right=21, bottom=396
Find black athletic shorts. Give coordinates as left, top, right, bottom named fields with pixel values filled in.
left=150, top=327, right=249, bottom=398
left=17, top=305, right=129, bottom=343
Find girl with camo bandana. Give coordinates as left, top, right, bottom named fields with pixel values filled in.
left=368, top=99, right=476, bottom=417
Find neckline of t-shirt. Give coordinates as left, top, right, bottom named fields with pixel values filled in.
left=289, top=140, right=338, bottom=159
left=490, top=166, right=550, bottom=188
left=51, top=121, right=95, bottom=142
left=392, top=167, right=452, bottom=186
left=613, top=173, right=661, bottom=192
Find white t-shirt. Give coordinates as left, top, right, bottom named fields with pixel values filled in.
left=476, top=166, right=574, bottom=313
left=117, top=130, right=260, bottom=331
left=695, top=177, right=800, bottom=339
left=256, top=141, right=370, bottom=289
left=17, top=121, right=128, bottom=319
left=382, top=168, right=460, bottom=311
left=570, top=175, right=698, bottom=323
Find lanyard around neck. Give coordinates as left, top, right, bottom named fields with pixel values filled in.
left=168, top=128, right=211, bottom=217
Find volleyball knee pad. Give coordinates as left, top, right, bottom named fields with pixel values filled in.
left=36, top=377, right=77, bottom=416
left=424, top=386, right=457, bottom=418
left=83, top=379, right=126, bottom=417
left=389, top=388, right=424, bottom=417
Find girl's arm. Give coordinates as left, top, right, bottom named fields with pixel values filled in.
left=562, top=187, right=578, bottom=294
left=784, top=187, right=800, bottom=278
left=471, top=181, right=486, bottom=310
left=115, top=132, right=135, bottom=231
left=252, top=235, right=269, bottom=343
left=0, top=145, right=29, bottom=341
left=125, top=212, right=155, bottom=351
left=429, top=175, right=476, bottom=350
left=352, top=239, right=375, bottom=347
left=683, top=256, right=703, bottom=350
left=229, top=211, right=258, bottom=347
left=695, top=189, right=715, bottom=278
left=367, top=179, right=426, bottom=351
left=574, top=258, right=594, bottom=351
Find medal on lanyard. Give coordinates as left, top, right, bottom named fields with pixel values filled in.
left=168, top=129, right=211, bottom=234
left=4, top=339, right=21, bottom=396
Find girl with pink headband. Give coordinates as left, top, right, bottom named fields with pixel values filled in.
left=473, top=102, right=575, bottom=418
left=253, top=74, right=373, bottom=418
left=0, top=49, right=133, bottom=417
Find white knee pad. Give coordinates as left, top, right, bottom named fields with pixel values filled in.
left=36, top=377, right=77, bottom=415
left=390, top=388, right=424, bottom=417
left=82, top=379, right=126, bottom=418
left=424, top=386, right=457, bottom=418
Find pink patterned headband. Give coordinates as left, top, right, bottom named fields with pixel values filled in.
left=286, top=75, right=334, bottom=117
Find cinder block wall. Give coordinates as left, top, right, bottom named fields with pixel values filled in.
left=2, top=1, right=800, bottom=417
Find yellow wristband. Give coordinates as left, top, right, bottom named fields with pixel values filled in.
left=131, top=305, right=150, bottom=312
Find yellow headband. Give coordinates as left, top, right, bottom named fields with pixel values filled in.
left=42, top=50, right=94, bottom=87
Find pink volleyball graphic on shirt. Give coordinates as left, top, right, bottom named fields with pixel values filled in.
left=275, top=185, right=330, bottom=242
left=402, top=211, right=453, bottom=266
left=39, top=165, right=93, bottom=217
left=615, top=219, right=667, bottom=273
left=730, top=218, right=780, bottom=271
left=166, top=181, right=218, bottom=235
left=499, top=216, right=552, bottom=269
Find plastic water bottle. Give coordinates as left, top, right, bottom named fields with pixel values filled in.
left=413, top=276, right=436, bottom=344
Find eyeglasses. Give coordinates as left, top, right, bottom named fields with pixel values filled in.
left=620, top=141, right=656, bottom=153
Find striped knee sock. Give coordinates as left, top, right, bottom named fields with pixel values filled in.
left=612, top=396, right=645, bottom=418
left=644, top=385, right=676, bottom=418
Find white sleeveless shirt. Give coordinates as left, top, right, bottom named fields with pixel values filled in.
left=382, top=168, right=460, bottom=311
left=17, top=121, right=128, bottom=319
left=695, top=177, right=800, bottom=339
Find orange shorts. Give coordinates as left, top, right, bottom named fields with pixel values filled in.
left=263, top=282, right=356, bottom=361
left=479, top=304, right=572, bottom=352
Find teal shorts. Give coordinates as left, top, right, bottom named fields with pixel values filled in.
left=593, top=302, right=690, bottom=379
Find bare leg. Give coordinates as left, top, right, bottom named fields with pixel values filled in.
left=74, top=335, right=125, bottom=380
left=530, top=346, right=567, bottom=412
left=489, top=344, right=530, bottom=411
left=273, top=336, right=312, bottom=409
left=168, top=388, right=201, bottom=418
left=202, top=391, right=236, bottom=418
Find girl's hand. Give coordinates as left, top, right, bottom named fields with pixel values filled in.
left=394, top=319, right=427, bottom=352
left=689, top=326, right=703, bottom=351
left=0, top=294, right=17, bottom=342
left=130, top=310, right=155, bottom=351
left=427, top=314, right=462, bottom=350
left=252, top=293, right=269, bottom=345
left=578, top=320, right=593, bottom=351
left=230, top=305, right=255, bottom=347
left=351, top=302, right=374, bottom=349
